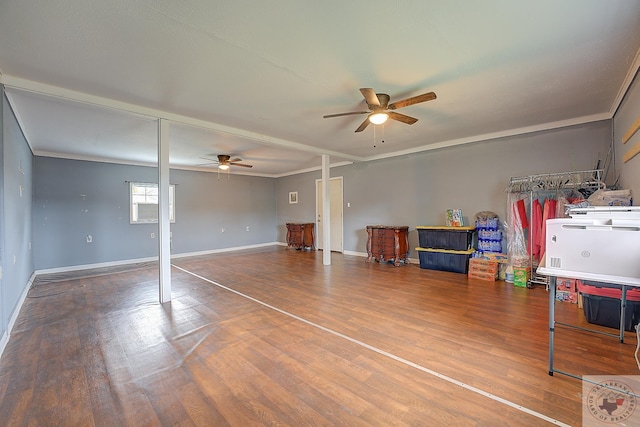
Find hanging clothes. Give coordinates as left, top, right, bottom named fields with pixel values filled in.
left=539, top=198, right=556, bottom=260
left=530, top=199, right=543, bottom=261
left=515, top=198, right=529, bottom=229
left=509, top=199, right=528, bottom=262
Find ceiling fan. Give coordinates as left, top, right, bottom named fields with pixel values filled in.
left=201, top=154, right=253, bottom=170
left=323, top=88, right=437, bottom=132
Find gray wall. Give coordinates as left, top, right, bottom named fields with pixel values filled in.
left=32, top=158, right=277, bottom=270
left=614, top=70, right=640, bottom=196
left=276, top=121, right=612, bottom=254
left=169, top=168, right=277, bottom=253
left=1, top=93, right=34, bottom=336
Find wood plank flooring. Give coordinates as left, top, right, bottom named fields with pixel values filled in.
left=0, top=246, right=638, bottom=426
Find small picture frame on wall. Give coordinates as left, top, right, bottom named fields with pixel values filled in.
left=289, top=191, right=298, bottom=204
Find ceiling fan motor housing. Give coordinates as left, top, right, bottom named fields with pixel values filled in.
left=371, top=93, right=390, bottom=110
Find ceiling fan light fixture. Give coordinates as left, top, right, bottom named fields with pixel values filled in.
left=369, top=112, right=388, bottom=125
left=218, top=163, right=230, bottom=171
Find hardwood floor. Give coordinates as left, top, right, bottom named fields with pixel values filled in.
left=0, top=246, right=637, bottom=426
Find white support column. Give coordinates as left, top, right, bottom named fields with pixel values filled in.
left=322, top=154, right=331, bottom=266
left=158, top=119, right=171, bottom=303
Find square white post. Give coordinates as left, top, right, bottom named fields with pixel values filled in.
left=158, top=119, right=171, bottom=302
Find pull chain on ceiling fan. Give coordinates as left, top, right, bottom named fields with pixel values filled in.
left=323, top=88, right=437, bottom=133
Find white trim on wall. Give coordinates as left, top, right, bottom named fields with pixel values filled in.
left=0, top=273, right=35, bottom=359
left=34, top=242, right=282, bottom=276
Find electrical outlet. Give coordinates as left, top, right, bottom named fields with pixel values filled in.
left=86, top=235, right=93, bottom=243
left=150, top=232, right=155, bottom=239
left=246, top=226, right=250, bottom=232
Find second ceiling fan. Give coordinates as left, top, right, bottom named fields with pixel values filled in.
left=201, top=154, right=253, bottom=170
left=323, top=88, right=437, bottom=132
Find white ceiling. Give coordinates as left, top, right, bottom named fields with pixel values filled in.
left=1, top=1, right=639, bottom=177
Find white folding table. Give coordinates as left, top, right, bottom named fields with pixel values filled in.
left=538, top=266, right=640, bottom=379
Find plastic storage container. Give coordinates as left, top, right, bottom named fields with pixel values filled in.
left=416, top=247, right=474, bottom=274
left=578, top=280, right=640, bottom=331
left=416, top=226, right=475, bottom=251
left=581, top=294, right=637, bottom=331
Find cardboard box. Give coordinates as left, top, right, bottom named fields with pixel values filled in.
left=468, top=258, right=499, bottom=274
left=476, top=252, right=509, bottom=263
left=555, top=290, right=578, bottom=304
left=468, top=270, right=498, bottom=281
left=513, top=267, right=530, bottom=288
left=446, top=209, right=464, bottom=227
left=556, top=277, right=577, bottom=293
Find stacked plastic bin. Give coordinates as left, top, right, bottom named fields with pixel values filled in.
left=578, top=280, right=640, bottom=331
left=415, top=226, right=476, bottom=274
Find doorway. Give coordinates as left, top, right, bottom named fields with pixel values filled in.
left=315, top=177, right=343, bottom=252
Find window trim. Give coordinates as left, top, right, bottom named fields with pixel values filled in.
left=130, top=182, right=175, bottom=224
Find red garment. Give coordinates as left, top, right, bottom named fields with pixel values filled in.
left=515, top=199, right=529, bottom=229
left=530, top=199, right=543, bottom=260
left=540, top=198, right=556, bottom=260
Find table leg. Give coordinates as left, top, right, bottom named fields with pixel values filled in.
left=620, top=285, right=627, bottom=343
left=548, top=275, right=557, bottom=376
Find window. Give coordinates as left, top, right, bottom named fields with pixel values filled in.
left=130, top=182, right=175, bottom=224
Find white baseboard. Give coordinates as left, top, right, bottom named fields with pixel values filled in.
left=343, top=250, right=367, bottom=257
left=0, top=330, right=7, bottom=360
left=34, top=256, right=159, bottom=276
left=170, top=242, right=281, bottom=259
left=0, top=272, right=35, bottom=359
left=34, top=242, right=282, bottom=276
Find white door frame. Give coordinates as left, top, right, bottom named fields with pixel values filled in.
left=315, top=176, right=344, bottom=253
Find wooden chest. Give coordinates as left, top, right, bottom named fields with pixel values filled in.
left=286, top=223, right=315, bottom=250
left=366, top=225, right=409, bottom=266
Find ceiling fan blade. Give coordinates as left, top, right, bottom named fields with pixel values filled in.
left=388, top=92, right=436, bottom=110
left=229, top=162, right=253, bottom=168
left=229, top=157, right=242, bottom=163
left=359, top=88, right=380, bottom=107
left=323, top=111, right=369, bottom=119
left=199, top=156, right=219, bottom=163
left=387, top=111, right=418, bottom=125
left=354, top=117, right=371, bottom=132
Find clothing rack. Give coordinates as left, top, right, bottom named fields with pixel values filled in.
left=506, top=169, right=604, bottom=288
left=506, top=169, right=604, bottom=194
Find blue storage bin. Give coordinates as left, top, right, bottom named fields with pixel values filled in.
left=416, top=226, right=476, bottom=251
left=416, top=247, right=473, bottom=274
